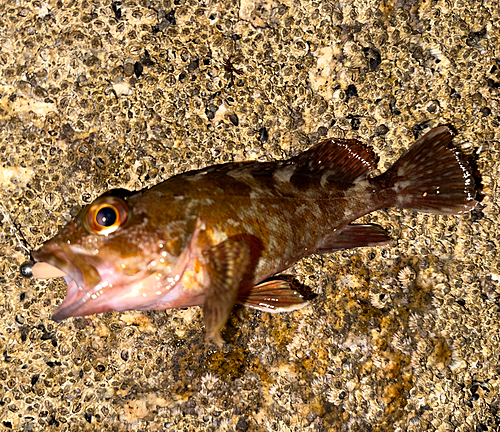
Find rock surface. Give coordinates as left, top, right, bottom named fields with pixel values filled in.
left=0, top=0, right=498, bottom=430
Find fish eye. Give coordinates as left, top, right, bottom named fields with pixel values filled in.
left=96, top=206, right=117, bottom=227
left=85, top=197, right=129, bottom=235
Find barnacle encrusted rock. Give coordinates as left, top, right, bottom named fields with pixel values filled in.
left=0, top=0, right=498, bottom=430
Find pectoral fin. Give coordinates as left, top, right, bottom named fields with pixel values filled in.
left=203, top=237, right=252, bottom=346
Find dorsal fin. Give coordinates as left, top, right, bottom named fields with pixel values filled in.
left=290, top=138, right=378, bottom=184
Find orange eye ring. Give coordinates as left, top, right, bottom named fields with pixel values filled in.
left=85, top=197, right=129, bottom=235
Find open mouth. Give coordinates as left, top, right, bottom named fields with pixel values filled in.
left=30, top=230, right=197, bottom=321
left=31, top=242, right=102, bottom=287
left=31, top=243, right=103, bottom=322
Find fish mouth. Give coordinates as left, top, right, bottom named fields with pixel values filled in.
left=31, top=219, right=204, bottom=322
left=32, top=242, right=103, bottom=322
left=32, top=241, right=191, bottom=322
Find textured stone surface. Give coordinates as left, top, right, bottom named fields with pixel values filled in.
left=0, top=0, right=498, bottom=430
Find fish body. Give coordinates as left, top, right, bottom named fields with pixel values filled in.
left=32, top=126, right=477, bottom=343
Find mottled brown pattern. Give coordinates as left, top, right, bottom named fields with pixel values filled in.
left=32, top=126, right=476, bottom=339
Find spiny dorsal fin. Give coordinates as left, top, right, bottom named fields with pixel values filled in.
left=290, top=138, right=377, bottom=185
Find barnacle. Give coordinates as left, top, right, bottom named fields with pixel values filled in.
left=311, top=374, right=332, bottom=395
left=408, top=312, right=423, bottom=333
left=326, top=387, right=347, bottom=405
left=391, top=331, right=412, bottom=355
left=199, top=372, right=219, bottom=395
left=397, top=266, right=417, bottom=288
left=369, top=291, right=390, bottom=309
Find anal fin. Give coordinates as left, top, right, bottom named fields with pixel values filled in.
left=237, top=280, right=309, bottom=313
left=317, top=224, right=391, bottom=254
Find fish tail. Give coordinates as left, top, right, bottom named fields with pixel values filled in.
left=379, top=126, right=477, bottom=215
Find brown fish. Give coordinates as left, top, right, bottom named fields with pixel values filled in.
left=31, top=126, right=477, bottom=344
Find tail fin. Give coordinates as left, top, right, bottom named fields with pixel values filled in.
left=382, top=126, right=477, bottom=215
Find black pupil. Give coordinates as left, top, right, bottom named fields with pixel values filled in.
left=96, top=206, right=117, bottom=227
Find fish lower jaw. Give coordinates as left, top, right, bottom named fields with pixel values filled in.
left=51, top=280, right=87, bottom=322
left=51, top=277, right=130, bottom=321
left=50, top=270, right=194, bottom=321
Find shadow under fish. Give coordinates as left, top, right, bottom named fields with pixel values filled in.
left=30, top=125, right=478, bottom=345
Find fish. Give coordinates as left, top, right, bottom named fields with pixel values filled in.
left=31, top=125, right=477, bottom=344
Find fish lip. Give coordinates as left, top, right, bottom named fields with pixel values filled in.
left=31, top=243, right=85, bottom=288
left=32, top=242, right=103, bottom=321
left=50, top=280, right=81, bottom=322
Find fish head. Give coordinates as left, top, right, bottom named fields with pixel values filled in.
left=32, top=190, right=195, bottom=321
